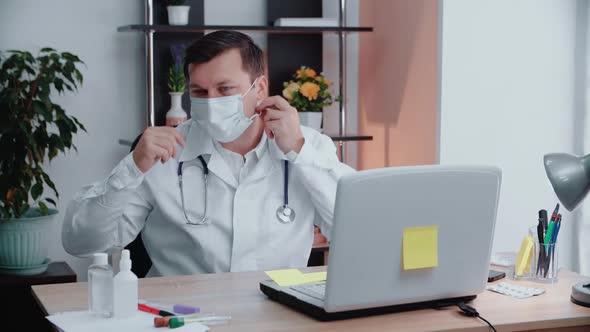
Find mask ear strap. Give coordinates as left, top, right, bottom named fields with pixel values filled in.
left=242, top=77, right=259, bottom=97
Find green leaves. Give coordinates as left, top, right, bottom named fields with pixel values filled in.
left=31, top=182, right=43, bottom=200
left=168, top=66, right=186, bottom=93
left=0, top=47, right=85, bottom=219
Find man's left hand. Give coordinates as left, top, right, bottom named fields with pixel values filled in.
left=256, top=96, right=304, bottom=154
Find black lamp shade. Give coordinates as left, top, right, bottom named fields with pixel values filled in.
left=544, top=153, right=590, bottom=211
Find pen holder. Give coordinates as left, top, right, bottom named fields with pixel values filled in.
left=531, top=238, right=558, bottom=283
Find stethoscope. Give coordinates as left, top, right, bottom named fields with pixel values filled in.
left=178, top=157, right=295, bottom=225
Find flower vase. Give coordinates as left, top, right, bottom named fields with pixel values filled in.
left=166, top=92, right=187, bottom=127
left=167, top=6, right=190, bottom=26
left=298, top=112, right=323, bottom=132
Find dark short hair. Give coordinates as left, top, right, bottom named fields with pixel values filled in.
left=184, top=30, right=264, bottom=82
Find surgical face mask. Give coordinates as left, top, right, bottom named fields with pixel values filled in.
left=190, top=79, right=259, bottom=143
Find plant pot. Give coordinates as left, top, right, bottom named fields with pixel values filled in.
left=167, top=6, right=190, bottom=26
left=166, top=92, right=188, bottom=127
left=298, top=112, right=323, bottom=132
left=0, top=209, right=57, bottom=275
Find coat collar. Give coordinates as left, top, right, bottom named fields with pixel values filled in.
left=176, top=120, right=279, bottom=188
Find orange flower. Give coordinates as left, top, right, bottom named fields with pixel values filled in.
left=299, top=82, right=320, bottom=101
left=282, top=82, right=300, bottom=100
left=315, top=76, right=333, bottom=86
left=296, top=67, right=317, bottom=79
left=6, top=188, right=15, bottom=202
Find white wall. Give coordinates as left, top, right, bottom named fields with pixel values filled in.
left=0, top=0, right=145, bottom=280
left=204, top=0, right=267, bottom=49
left=439, top=0, right=584, bottom=270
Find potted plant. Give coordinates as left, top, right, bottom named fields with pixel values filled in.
left=0, top=48, right=85, bottom=275
left=282, top=66, right=336, bottom=132
left=167, top=0, right=191, bottom=26
left=166, top=43, right=187, bottom=127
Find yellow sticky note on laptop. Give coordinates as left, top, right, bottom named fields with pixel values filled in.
left=403, top=225, right=439, bottom=270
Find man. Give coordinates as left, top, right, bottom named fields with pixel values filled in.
left=62, top=30, right=354, bottom=277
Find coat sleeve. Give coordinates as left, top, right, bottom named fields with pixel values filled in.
left=61, top=153, right=153, bottom=257
left=290, top=128, right=356, bottom=240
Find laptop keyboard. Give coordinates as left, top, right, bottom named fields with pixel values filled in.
left=290, top=281, right=326, bottom=300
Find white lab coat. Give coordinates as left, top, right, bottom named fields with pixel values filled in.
left=62, top=120, right=355, bottom=277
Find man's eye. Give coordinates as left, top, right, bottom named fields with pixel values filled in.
left=220, top=86, right=233, bottom=92
left=192, top=90, right=206, bottom=96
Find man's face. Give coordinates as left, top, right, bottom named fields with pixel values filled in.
left=188, top=48, right=265, bottom=118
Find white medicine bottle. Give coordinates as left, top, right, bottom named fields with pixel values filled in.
left=88, top=253, right=113, bottom=317
left=113, top=249, right=138, bottom=317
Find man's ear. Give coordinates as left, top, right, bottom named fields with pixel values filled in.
left=256, top=75, right=269, bottom=100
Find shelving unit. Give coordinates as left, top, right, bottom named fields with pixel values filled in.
left=118, top=0, right=373, bottom=163
left=117, top=25, right=372, bottom=34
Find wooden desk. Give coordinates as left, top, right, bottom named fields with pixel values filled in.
left=33, top=267, right=590, bottom=332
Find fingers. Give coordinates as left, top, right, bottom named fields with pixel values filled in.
left=263, top=109, right=286, bottom=122
left=151, top=144, right=172, bottom=164
left=152, top=136, right=175, bottom=161
left=264, top=119, right=283, bottom=139
left=145, top=126, right=186, bottom=147
left=160, top=126, right=186, bottom=147
left=256, top=95, right=291, bottom=113
left=153, top=133, right=177, bottom=158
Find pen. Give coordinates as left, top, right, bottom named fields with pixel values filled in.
left=154, top=312, right=217, bottom=328
left=539, top=209, right=548, bottom=233
left=549, top=203, right=559, bottom=224
left=551, top=214, right=561, bottom=244
left=545, top=214, right=562, bottom=278
left=169, top=315, right=232, bottom=329
left=139, top=300, right=199, bottom=314
left=536, top=214, right=546, bottom=276
left=138, top=303, right=175, bottom=317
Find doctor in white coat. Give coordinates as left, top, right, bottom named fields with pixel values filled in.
left=62, top=30, right=354, bottom=277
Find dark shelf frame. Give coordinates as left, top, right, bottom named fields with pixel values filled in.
left=119, top=0, right=373, bottom=163
left=117, top=24, right=373, bottom=34
left=329, top=135, right=373, bottom=142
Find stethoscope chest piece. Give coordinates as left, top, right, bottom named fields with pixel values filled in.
left=276, top=205, right=296, bottom=223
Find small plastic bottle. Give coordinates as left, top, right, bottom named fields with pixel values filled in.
left=113, top=249, right=138, bottom=317
left=88, top=253, right=113, bottom=317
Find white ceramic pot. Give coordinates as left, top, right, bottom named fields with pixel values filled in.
left=298, top=112, right=323, bottom=132
left=166, top=92, right=187, bottom=127
left=0, top=209, right=57, bottom=275
left=167, top=6, right=190, bottom=26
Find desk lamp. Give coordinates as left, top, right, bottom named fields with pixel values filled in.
left=544, top=152, right=590, bottom=307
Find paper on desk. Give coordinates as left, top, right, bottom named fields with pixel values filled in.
left=265, top=269, right=327, bottom=287
left=46, top=310, right=208, bottom=332
left=402, top=225, right=439, bottom=270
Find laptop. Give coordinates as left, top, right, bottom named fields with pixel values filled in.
left=260, top=165, right=502, bottom=321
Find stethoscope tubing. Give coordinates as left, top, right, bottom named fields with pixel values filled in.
left=178, top=156, right=295, bottom=225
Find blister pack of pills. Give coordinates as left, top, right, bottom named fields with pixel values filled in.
left=485, top=282, right=545, bottom=299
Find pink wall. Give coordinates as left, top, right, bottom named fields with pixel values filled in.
left=358, top=0, right=438, bottom=169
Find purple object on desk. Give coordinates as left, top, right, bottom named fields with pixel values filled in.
left=173, top=304, right=199, bottom=314
left=140, top=300, right=199, bottom=314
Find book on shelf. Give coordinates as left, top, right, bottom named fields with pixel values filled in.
left=273, top=17, right=338, bottom=27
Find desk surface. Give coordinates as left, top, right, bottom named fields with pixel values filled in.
left=33, top=267, right=590, bottom=332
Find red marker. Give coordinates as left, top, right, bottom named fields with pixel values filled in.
left=138, top=303, right=174, bottom=316
left=549, top=203, right=560, bottom=222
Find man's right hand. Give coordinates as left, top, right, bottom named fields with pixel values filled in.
left=132, top=127, right=186, bottom=173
